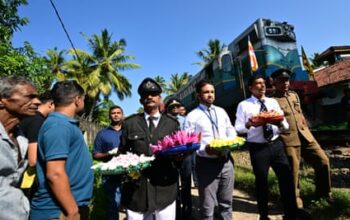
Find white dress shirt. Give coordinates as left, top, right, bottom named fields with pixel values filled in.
left=144, top=111, right=161, bottom=128
left=235, top=95, right=289, bottom=143
left=184, top=104, right=237, bottom=158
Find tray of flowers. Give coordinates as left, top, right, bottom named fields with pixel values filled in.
left=251, top=111, right=284, bottom=124
left=91, top=152, right=155, bottom=177
left=151, top=130, right=200, bottom=156
left=208, top=136, right=246, bottom=151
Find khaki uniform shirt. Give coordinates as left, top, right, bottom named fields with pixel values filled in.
left=273, top=91, right=314, bottom=147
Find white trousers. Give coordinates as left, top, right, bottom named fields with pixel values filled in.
left=126, top=200, right=176, bottom=220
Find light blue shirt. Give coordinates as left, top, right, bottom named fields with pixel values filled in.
left=0, top=122, right=29, bottom=220
left=235, top=95, right=289, bottom=143
left=184, top=104, right=237, bottom=158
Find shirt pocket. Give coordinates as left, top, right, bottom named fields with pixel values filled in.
left=127, top=132, right=149, bottom=154
left=128, top=132, right=146, bottom=141
left=280, top=104, right=292, bottom=116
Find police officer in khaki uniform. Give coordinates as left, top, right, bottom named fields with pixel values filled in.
left=119, top=78, right=179, bottom=220
left=271, top=68, right=333, bottom=208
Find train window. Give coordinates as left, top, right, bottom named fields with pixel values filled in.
left=221, top=54, right=232, bottom=72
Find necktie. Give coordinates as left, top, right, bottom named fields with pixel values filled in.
left=208, top=108, right=218, bottom=138
left=148, top=116, right=156, bottom=134
left=259, top=99, right=273, bottom=141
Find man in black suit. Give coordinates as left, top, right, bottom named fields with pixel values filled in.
left=119, top=78, right=179, bottom=220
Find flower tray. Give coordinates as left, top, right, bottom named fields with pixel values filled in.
left=158, top=143, right=200, bottom=156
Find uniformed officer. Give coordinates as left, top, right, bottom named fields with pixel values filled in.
left=118, top=77, right=180, bottom=220
left=271, top=68, right=333, bottom=208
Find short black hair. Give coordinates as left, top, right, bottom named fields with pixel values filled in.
left=195, top=79, right=214, bottom=93
left=51, top=80, right=84, bottom=106
left=109, top=105, right=123, bottom=114
left=39, top=91, right=53, bottom=103
left=247, top=74, right=265, bottom=87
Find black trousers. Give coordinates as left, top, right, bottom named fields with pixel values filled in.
left=176, top=155, right=193, bottom=220
left=248, top=139, right=297, bottom=220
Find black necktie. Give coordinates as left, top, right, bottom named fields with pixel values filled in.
left=259, top=99, right=273, bottom=141
left=148, top=116, right=156, bottom=134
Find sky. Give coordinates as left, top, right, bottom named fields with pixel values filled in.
left=13, top=0, right=350, bottom=116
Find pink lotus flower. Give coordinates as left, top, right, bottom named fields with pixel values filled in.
left=150, top=130, right=200, bottom=154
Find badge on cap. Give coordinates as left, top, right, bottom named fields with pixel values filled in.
left=145, top=81, right=155, bottom=90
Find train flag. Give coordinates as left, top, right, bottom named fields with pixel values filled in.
left=248, top=38, right=259, bottom=72
left=301, top=46, right=315, bottom=79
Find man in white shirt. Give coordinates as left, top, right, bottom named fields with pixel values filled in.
left=235, top=75, right=297, bottom=220
left=184, top=80, right=236, bottom=220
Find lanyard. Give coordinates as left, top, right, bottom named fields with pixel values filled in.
left=200, top=106, right=219, bottom=138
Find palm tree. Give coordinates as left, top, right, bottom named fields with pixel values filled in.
left=166, top=72, right=190, bottom=95
left=194, top=39, right=225, bottom=67
left=45, top=47, right=67, bottom=80
left=94, top=99, right=116, bottom=126
left=311, top=52, right=323, bottom=69
left=66, top=29, right=140, bottom=120
left=154, top=75, right=167, bottom=92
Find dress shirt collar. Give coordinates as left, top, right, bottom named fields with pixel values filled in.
left=251, top=95, right=267, bottom=104
left=144, top=111, right=161, bottom=123
left=199, top=103, right=214, bottom=111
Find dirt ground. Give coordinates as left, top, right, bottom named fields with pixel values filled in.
left=119, top=187, right=284, bottom=220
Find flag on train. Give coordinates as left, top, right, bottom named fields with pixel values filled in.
left=248, top=38, right=259, bottom=72
left=301, top=46, right=315, bottom=79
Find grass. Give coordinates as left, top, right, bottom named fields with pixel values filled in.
left=234, top=165, right=350, bottom=220
left=89, top=173, right=108, bottom=220
left=311, top=122, right=348, bottom=131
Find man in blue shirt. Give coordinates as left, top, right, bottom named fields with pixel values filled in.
left=93, top=106, right=124, bottom=220
left=30, top=80, right=93, bottom=220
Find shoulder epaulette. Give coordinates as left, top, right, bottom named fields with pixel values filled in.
left=288, top=90, right=301, bottom=102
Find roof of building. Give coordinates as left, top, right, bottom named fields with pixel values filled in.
left=315, top=45, right=350, bottom=63
left=314, top=58, right=350, bottom=87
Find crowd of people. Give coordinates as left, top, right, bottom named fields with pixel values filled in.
left=0, top=68, right=335, bottom=220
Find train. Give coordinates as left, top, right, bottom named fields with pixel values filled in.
left=171, top=18, right=318, bottom=120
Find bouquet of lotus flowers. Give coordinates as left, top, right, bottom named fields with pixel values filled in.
left=208, top=136, right=245, bottom=151
left=150, top=130, right=200, bottom=156
left=91, top=152, right=155, bottom=179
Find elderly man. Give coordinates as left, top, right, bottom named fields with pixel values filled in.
left=119, top=78, right=179, bottom=220
left=0, top=76, right=41, bottom=220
